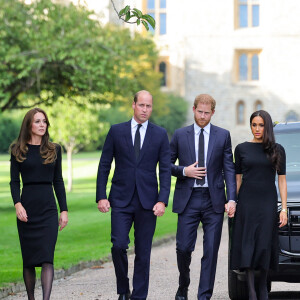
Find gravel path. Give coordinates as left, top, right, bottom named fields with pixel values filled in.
left=4, top=220, right=300, bottom=299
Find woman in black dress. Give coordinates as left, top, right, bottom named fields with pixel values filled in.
left=230, top=110, right=287, bottom=300
left=10, top=108, right=68, bottom=300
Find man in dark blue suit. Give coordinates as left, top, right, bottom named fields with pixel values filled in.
left=96, top=90, right=171, bottom=300
left=171, top=94, right=237, bottom=300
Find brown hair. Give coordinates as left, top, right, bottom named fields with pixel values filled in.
left=194, top=94, right=216, bottom=111
left=10, top=108, right=57, bottom=164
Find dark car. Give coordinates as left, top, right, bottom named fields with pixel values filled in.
left=228, top=122, right=300, bottom=300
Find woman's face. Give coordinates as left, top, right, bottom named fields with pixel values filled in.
left=251, top=116, right=264, bottom=141
left=31, top=112, right=47, bottom=138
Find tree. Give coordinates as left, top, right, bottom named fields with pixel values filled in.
left=0, top=0, right=160, bottom=112
left=151, top=94, right=188, bottom=138
left=0, top=112, right=22, bottom=153
left=46, top=98, right=100, bottom=191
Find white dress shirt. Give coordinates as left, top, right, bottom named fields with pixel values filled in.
left=184, top=122, right=211, bottom=187
left=131, top=118, right=148, bottom=148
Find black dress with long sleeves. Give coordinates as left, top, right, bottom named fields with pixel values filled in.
left=230, top=142, right=286, bottom=271
left=10, top=144, right=67, bottom=267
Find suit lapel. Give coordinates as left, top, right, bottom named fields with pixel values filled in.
left=186, top=125, right=196, bottom=163
left=206, top=124, right=217, bottom=166
left=137, top=122, right=153, bottom=163
left=124, top=120, right=135, bottom=157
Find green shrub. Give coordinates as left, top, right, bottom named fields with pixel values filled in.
left=151, top=94, right=188, bottom=137
left=0, top=114, right=21, bottom=153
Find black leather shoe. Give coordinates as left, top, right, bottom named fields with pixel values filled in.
left=175, top=287, right=188, bottom=300
left=118, top=292, right=131, bottom=300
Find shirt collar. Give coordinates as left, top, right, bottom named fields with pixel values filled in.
left=194, top=122, right=211, bottom=135
left=131, top=118, right=148, bottom=130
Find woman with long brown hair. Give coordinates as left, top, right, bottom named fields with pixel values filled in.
left=230, top=110, right=287, bottom=300
left=10, top=108, right=68, bottom=300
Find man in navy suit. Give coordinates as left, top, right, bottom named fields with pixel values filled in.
left=96, top=90, right=171, bottom=300
left=171, top=94, right=236, bottom=300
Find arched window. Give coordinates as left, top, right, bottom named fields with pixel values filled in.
left=286, top=111, right=299, bottom=122
left=159, top=62, right=167, bottom=86
left=254, top=100, right=263, bottom=111
left=237, top=101, right=245, bottom=124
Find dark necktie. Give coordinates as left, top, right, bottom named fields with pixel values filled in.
left=197, top=128, right=205, bottom=185
left=134, top=124, right=142, bottom=160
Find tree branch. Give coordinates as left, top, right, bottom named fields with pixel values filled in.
left=110, top=0, right=138, bottom=24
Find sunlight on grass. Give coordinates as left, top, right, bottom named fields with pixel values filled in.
left=0, top=152, right=177, bottom=288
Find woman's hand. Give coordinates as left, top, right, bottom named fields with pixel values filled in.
left=279, top=210, right=288, bottom=228
left=59, top=211, right=68, bottom=231
left=278, top=175, right=287, bottom=229
left=15, top=202, right=28, bottom=222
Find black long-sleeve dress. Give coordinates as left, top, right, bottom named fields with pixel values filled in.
left=230, top=142, right=286, bottom=271
left=10, top=144, right=67, bottom=267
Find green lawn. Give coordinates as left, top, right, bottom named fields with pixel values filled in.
left=0, top=152, right=177, bottom=288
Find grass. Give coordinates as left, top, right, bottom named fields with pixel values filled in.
left=0, top=151, right=177, bottom=288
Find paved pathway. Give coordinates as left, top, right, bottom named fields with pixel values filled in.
left=4, top=221, right=300, bottom=299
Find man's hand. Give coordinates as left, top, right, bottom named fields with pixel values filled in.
left=184, top=162, right=206, bottom=179
left=153, top=202, right=165, bottom=217
left=225, top=201, right=236, bottom=218
left=98, top=199, right=111, bottom=213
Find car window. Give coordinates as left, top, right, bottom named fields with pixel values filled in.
left=275, top=132, right=300, bottom=178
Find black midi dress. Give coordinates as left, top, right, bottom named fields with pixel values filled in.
left=230, top=142, right=286, bottom=271
left=10, top=144, right=67, bottom=268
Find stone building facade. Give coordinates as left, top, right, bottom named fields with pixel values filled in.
left=66, top=0, right=300, bottom=146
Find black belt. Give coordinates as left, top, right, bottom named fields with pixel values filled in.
left=193, top=187, right=209, bottom=190
left=23, top=182, right=52, bottom=186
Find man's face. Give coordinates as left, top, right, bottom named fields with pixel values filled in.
left=193, top=102, right=214, bottom=128
left=132, top=92, right=153, bottom=123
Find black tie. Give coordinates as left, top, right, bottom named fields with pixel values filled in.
left=197, top=128, right=205, bottom=185
left=134, top=124, right=142, bottom=160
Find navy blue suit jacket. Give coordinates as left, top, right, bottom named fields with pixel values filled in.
left=96, top=120, right=171, bottom=210
left=170, top=124, right=236, bottom=214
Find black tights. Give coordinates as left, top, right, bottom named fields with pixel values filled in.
left=23, top=267, right=36, bottom=300
left=23, top=263, right=54, bottom=300
left=41, top=263, right=54, bottom=300
left=246, top=269, right=268, bottom=300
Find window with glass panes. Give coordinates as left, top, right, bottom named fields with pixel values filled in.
left=236, top=0, right=259, bottom=28
left=159, top=62, right=167, bottom=86
left=237, top=101, right=246, bottom=124
left=254, top=100, right=263, bottom=111
left=236, top=50, right=261, bottom=81
left=145, top=0, right=167, bottom=35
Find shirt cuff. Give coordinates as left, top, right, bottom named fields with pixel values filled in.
left=183, top=167, right=186, bottom=176
left=228, top=200, right=236, bottom=203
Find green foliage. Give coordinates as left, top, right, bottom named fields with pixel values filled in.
left=117, top=5, right=155, bottom=30
left=93, top=105, right=130, bottom=150
left=46, top=98, right=101, bottom=153
left=0, top=113, right=22, bottom=153
left=0, top=0, right=160, bottom=111
left=151, top=94, right=188, bottom=137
